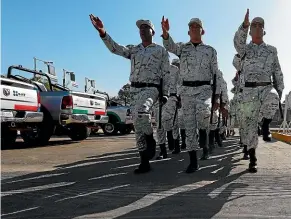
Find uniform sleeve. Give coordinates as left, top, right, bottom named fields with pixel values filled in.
left=221, top=77, right=229, bottom=105
left=272, top=48, right=284, bottom=94
left=211, top=49, right=222, bottom=96
left=234, top=24, right=249, bottom=56
left=101, top=33, right=132, bottom=59
left=232, top=54, right=241, bottom=71
left=162, top=34, right=183, bottom=57
left=161, top=49, right=170, bottom=95
left=169, top=66, right=179, bottom=94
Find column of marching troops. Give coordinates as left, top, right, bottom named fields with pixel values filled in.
left=89, top=8, right=284, bottom=174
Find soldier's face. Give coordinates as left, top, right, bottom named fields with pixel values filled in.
left=250, top=23, right=264, bottom=39
left=189, top=23, right=202, bottom=39
left=139, top=24, right=154, bottom=41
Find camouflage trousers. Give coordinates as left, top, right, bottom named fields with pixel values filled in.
left=180, top=87, right=212, bottom=151
left=258, top=90, right=279, bottom=121
left=130, top=87, right=159, bottom=152
left=239, top=86, right=276, bottom=150
left=155, top=96, right=180, bottom=145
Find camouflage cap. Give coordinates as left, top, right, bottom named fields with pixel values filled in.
left=251, top=17, right=264, bottom=27
left=136, top=19, right=155, bottom=33
left=188, top=18, right=203, bottom=28
left=171, top=59, right=180, bottom=65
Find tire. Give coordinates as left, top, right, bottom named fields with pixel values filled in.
left=103, top=122, right=118, bottom=135
left=68, top=125, right=90, bottom=141
left=20, top=110, right=55, bottom=146
left=1, top=128, right=17, bottom=149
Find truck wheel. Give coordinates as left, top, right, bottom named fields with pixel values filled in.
left=103, top=122, right=118, bottom=135
left=20, top=111, right=55, bottom=146
left=68, top=125, right=90, bottom=141
left=1, top=128, right=17, bottom=148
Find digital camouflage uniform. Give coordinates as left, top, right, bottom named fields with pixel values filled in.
left=234, top=17, right=284, bottom=171
left=163, top=18, right=222, bottom=171
left=101, top=20, right=170, bottom=173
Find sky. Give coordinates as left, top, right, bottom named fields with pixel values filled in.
left=1, top=0, right=291, bottom=99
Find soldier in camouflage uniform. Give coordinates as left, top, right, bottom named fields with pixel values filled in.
left=90, top=15, right=170, bottom=174
left=234, top=9, right=284, bottom=172
left=209, top=71, right=228, bottom=153
left=161, top=16, right=222, bottom=173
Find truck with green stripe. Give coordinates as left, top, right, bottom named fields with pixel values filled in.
left=7, top=64, right=108, bottom=145
left=102, top=101, right=134, bottom=135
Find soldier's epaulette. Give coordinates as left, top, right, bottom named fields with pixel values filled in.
left=265, top=44, right=277, bottom=54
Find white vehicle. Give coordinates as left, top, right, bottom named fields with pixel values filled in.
left=0, top=75, right=43, bottom=147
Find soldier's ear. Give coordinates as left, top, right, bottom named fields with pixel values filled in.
left=263, top=30, right=266, bottom=35
left=201, top=29, right=205, bottom=35
left=188, top=30, right=190, bottom=36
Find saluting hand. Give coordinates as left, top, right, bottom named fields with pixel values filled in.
left=161, top=16, right=170, bottom=39
left=243, top=9, right=250, bottom=28
left=89, top=14, right=106, bottom=36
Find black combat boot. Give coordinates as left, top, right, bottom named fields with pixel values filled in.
left=248, top=148, right=258, bottom=173
left=262, top=118, right=272, bottom=142
left=199, top=129, right=209, bottom=160
left=134, top=151, right=151, bottom=174
left=156, top=143, right=167, bottom=160
left=208, top=130, right=215, bottom=154
left=242, top=145, right=249, bottom=160
left=167, top=131, right=174, bottom=151
left=145, top=133, right=156, bottom=160
left=215, top=129, right=223, bottom=147
left=172, top=138, right=181, bottom=154
left=186, top=150, right=199, bottom=173
left=180, top=129, right=186, bottom=149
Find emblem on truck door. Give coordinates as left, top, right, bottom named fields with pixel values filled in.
left=3, top=88, right=10, bottom=96
left=90, top=100, right=94, bottom=106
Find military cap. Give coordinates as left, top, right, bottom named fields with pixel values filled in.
left=188, top=18, right=203, bottom=28
left=136, top=19, right=155, bottom=33
left=251, top=17, right=264, bottom=27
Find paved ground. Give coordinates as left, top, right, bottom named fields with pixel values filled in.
left=1, top=132, right=291, bottom=219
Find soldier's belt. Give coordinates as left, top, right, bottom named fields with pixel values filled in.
left=170, top=93, right=177, bottom=97
left=245, top=82, right=272, bottom=87
left=182, top=81, right=211, bottom=87
left=131, top=82, right=160, bottom=88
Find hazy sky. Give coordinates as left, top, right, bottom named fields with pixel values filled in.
left=1, top=0, right=290, bottom=99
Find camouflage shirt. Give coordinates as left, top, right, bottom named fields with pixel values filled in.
left=234, top=24, right=284, bottom=93
left=162, top=35, right=222, bottom=95
left=101, top=33, right=170, bottom=94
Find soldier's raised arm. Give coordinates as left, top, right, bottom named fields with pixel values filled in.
left=234, top=9, right=250, bottom=56
left=161, top=16, right=183, bottom=57
left=89, top=14, right=132, bottom=59
left=272, top=48, right=284, bottom=99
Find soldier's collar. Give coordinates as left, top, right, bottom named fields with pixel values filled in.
left=250, top=41, right=266, bottom=47
left=139, top=42, right=157, bottom=48
left=185, top=41, right=204, bottom=46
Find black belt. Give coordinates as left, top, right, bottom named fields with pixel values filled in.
left=245, top=82, right=272, bottom=87
left=131, top=82, right=160, bottom=88
left=170, top=93, right=177, bottom=97
left=182, top=81, right=211, bottom=87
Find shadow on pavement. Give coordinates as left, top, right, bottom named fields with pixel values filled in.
left=1, top=137, right=248, bottom=219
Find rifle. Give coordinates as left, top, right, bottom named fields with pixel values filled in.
left=210, top=74, right=217, bottom=124
left=158, top=78, right=163, bottom=129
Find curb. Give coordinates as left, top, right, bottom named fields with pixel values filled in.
left=271, top=132, right=291, bottom=144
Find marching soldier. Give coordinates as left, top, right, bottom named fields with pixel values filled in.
left=234, top=9, right=284, bottom=172
left=90, top=15, right=170, bottom=174
left=161, top=16, right=222, bottom=173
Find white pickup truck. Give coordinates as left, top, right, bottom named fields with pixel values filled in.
left=0, top=76, right=43, bottom=147
left=7, top=65, right=108, bottom=144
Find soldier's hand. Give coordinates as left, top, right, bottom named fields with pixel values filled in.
left=243, top=9, right=250, bottom=28
left=221, top=108, right=229, bottom=118
left=161, top=16, right=170, bottom=39
left=89, top=14, right=106, bottom=36
left=213, top=102, right=220, bottom=111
